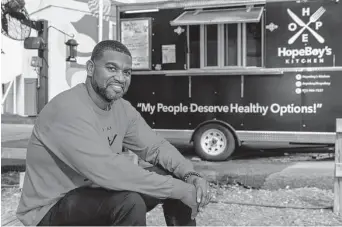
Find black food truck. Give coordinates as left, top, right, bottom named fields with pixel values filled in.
left=115, top=0, right=342, bottom=161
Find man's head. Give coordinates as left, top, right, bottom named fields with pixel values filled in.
left=86, top=40, right=132, bottom=102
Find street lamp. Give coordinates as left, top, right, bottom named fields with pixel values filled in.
left=65, top=38, right=79, bottom=62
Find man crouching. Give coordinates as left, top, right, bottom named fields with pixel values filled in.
left=16, top=40, right=211, bottom=226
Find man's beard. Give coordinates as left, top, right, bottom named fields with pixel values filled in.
left=91, top=78, right=121, bottom=102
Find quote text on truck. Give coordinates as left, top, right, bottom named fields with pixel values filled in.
left=136, top=102, right=323, bottom=116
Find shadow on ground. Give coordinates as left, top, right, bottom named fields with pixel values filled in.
left=175, top=142, right=334, bottom=161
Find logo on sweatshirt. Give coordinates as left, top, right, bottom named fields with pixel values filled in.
left=108, top=134, right=117, bottom=146
left=102, top=126, right=117, bottom=146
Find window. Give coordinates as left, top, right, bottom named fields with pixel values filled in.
left=188, top=20, right=264, bottom=69
left=224, top=24, right=238, bottom=66
left=246, top=23, right=262, bottom=67
left=204, top=24, right=218, bottom=67
left=171, top=6, right=264, bottom=69
left=189, top=25, right=200, bottom=68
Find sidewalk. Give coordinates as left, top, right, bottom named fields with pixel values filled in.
left=1, top=124, right=34, bottom=142
left=1, top=123, right=335, bottom=190
left=1, top=114, right=36, bottom=125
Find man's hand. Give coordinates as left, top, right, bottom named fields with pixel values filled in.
left=178, top=183, right=199, bottom=220
left=186, top=176, right=211, bottom=212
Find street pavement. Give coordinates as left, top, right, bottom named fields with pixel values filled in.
left=1, top=123, right=335, bottom=190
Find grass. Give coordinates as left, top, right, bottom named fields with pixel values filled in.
left=2, top=171, right=342, bottom=226
left=146, top=185, right=342, bottom=226
left=2, top=187, right=21, bottom=217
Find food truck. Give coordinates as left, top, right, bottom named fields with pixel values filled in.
left=115, top=0, right=342, bottom=161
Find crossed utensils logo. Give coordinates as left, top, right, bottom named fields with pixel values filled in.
left=287, top=7, right=326, bottom=44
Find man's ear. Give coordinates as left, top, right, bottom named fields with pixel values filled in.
left=86, top=60, right=94, bottom=77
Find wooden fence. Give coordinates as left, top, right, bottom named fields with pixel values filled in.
left=334, top=118, right=342, bottom=216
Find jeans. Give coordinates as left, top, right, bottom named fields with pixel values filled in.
left=37, top=165, right=196, bottom=226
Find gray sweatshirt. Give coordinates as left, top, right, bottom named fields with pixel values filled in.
left=16, top=83, right=195, bottom=226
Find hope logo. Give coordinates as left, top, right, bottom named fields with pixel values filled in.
left=287, top=7, right=326, bottom=45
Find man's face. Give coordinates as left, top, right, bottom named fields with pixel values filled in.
left=88, top=50, right=132, bottom=102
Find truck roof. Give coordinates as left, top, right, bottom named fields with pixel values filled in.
left=115, top=0, right=300, bottom=11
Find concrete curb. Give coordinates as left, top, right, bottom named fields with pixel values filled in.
left=193, top=161, right=293, bottom=189
left=193, top=161, right=334, bottom=190
left=1, top=148, right=27, bottom=160
left=262, top=161, right=334, bottom=190
left=1, top=124, right=34, bottom=142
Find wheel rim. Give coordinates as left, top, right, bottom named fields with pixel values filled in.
left=200, top=129, right=227, bottom=156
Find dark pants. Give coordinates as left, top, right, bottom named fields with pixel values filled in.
left=38, top=166, right=196, bottom=226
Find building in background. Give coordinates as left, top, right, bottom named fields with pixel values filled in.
left=1, top=0, right=138, bottom=116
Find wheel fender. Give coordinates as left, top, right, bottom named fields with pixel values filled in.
left=190, top=120, right=241, bottom=147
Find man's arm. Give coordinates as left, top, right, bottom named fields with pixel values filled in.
left=37, top=111, right=191, bottom=200
left=122, top=102, right=196, bottom=180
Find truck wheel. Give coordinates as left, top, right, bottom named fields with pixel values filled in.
left=193, top=123, right=236, bottom=161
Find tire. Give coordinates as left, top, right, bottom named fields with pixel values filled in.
left=193, top=123, right=236, bottom=161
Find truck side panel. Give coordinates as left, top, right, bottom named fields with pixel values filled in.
left=128, top=75, right=191, bottom=129
left=127, top=71, right=342, bottom=133
left=265, top=0, right=342, bottom=68
left=300, top=71, right=342, bottom=132
left=242, top=74, right=302, bottom=131
left=120, top=8, right=187, bottom=71
left=189, top=76, right=243, bottom=130
left=122, top=0, right=342, bottom=138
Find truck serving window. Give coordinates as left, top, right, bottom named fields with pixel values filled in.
left=171, top=6, right=264, bottom=69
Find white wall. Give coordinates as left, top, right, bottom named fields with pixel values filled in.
left=30, top=7, right=85, bottom=101
left=2, top=0, right=41, bottom=115
left=1, top=0, right=134, bottom=115
left=1, top=29, right=39, bottom=115
left=18, top=29, right=40, bottom=116
left=1, top=34, right=25, bottom=114
left=30, top=5, right=118, bottom=101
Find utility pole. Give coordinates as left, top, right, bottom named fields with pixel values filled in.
left=98, top=0, right=103, bottom=42
left=37, top=19, right=49, bottom=113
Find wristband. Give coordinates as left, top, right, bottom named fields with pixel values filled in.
left=183, top=172, right=202, bottom=182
